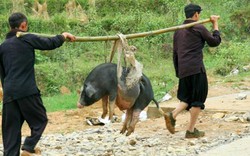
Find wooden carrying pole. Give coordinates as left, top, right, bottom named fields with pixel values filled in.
left=16, top=18, right=211, bottom=42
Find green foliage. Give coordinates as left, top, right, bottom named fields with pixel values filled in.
left=35, top=62, right=65, bottom=95
left=230, top=5, right=250, bottom=39
left=212, top=41, right=250, bottom=76
left=0, top=15, right=9, bottom=40
left=0, top=0, right=249, bottom=111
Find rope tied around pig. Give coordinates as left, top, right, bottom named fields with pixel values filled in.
left=112, top=34, right=167, bottom=119
left=114, top=34, right=143, bottom=89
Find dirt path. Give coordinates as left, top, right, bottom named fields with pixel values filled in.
left=20, top=77, right=250, bottom=139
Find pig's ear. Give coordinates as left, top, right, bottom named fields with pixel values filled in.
left=85, top=84, right=96, bottom=97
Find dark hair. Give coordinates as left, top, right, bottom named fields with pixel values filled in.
left=184, top=3, right=202, bottom=18
left=8, top=12, right=27, bottom=29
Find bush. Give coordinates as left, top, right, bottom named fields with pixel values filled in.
left=230, top=5, right=250, bottom=38
left=213, top=41, right=250, bottom=76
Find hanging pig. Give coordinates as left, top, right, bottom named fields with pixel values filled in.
left=77, top=63, right=166, bottom=136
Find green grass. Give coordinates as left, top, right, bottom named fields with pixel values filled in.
left=42, top=92, right=79, bottom=112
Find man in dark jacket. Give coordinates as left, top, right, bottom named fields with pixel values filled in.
left=165, top=4, right=221, bottom=138
left=0, top=12, right=75, bottom=156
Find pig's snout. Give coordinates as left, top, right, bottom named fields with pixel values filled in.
left=77, top=102, right=84, bottom=109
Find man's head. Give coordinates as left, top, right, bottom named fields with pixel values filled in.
left=184, top=3, right=202, bottom=19
left=8, top=12, right=28, bottom=31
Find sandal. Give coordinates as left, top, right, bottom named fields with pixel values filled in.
left=165, top=112, right=176, bottom=134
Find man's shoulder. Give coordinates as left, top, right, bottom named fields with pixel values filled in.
left=193, top=24, right=207, bottom=31
left=20, top=33, right=37, bottom=41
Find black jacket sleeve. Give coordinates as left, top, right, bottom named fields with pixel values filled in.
left=21, top=34, right=65, bottom=50
left=198, top=25, right=221, bottom=47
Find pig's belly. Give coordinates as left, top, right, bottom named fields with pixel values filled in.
left=116, top=94, right=134, bottom=110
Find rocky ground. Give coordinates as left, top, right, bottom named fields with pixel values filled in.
left=25, top=116, right=250, bottom=156
left=13, top=108, right=250, bottom=156
left=0, top=78, right=249, bottom=156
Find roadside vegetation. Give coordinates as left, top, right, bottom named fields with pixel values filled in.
left=0, top=0, right=249, bottom=111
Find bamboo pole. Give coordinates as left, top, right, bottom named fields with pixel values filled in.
left=16, top=18, right=211, bottom=42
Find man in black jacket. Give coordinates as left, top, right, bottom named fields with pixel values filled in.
left=165, top=4, right=221, bottom=138
left=0, top=12, right=75, bottom=156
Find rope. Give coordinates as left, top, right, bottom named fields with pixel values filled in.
left=115, top=34, right=143, bottom=89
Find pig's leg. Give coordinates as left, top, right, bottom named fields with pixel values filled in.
left=108, top=99, right=116, bottom=122
left=108, top=92, right=117, bottom=122
left=101, top=95, right=109, bottom=119
left=120, top=109, right=133, bottom=134
left=126, top=109, right=141, bottom=136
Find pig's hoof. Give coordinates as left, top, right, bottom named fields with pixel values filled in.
left=120, top=128, right=126, bottom=134
left=126, top=128, right=134, bottom=136
left=126, top=131, right=132, bottom=136
left=110, top=118, right=115, bottom=123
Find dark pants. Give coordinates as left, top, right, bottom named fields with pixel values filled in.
left=177, top=72, right=208, bottom=110
left=2, top=94, right=48, bottom=156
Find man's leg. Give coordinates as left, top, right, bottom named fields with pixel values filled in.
left=2, top=101, right=24, bottom=156
left=186, top=73, right=207, bottom=134
left=185, top=106, right=205, bottom=138
left=166, top=101, right=188, bottom=134
left=187, top=107, right=201, bottom=132
left=172, top=101, right=188, bottom=119
left=18, top=94, right=48, bottom=153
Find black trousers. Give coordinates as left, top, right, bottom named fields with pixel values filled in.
left=2, top=94, right=48, bottom=156
left=177, top=72, right=208, bottom=110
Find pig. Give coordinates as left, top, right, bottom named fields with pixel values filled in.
left=77, top=63, right=118, bottom=121
left=77, top=63, right=166, bottom=136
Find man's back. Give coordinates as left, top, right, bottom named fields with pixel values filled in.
left=173, top=20, right=221, bottom=79
left=0, top=30, right=65, bottom=103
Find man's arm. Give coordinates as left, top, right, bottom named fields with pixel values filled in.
left=198, top=15, right=221, bottom=47
left=22, top=32, right=75, bottom=50
left=210, top=15, right=220, bottom=31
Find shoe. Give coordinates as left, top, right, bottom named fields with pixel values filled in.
left=164, top=112, right=176, bottom=134
left=185, top=128, right=205, bottom=138
left=21, top=147, right=41, bottom=156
